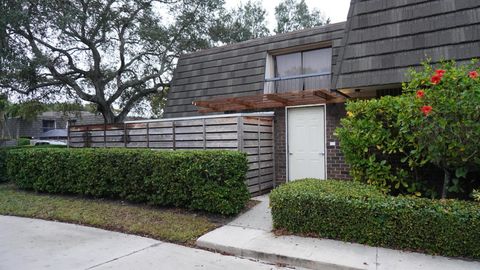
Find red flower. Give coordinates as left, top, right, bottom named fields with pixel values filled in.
left=430, top=74, right=442, bottom=85
left=416, top=90, right=425, bottom=98
left=421, top=105, right=432, bottom=116
left=469, top=71, right=479, bottom=79
left=435, top=69, right=446, bottom=76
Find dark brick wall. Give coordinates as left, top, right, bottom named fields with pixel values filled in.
left=273, top=104, right=351, bottom=185
left=273, top=108, right=287, bottom=185
left=326, top=103, right=351, bottom=180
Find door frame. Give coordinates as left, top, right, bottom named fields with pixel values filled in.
left=285, top=104, right=327, bottom=182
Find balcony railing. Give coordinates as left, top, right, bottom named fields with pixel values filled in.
left=264, top=73, right=331, bottom=94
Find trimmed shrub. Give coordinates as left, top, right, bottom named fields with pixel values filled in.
left=270, top=179, right=480, bottom=259
left=7, top=148, right=249, bottom=215
left=17, top=138, right=31, bottom=146
left=0, top=149, right=7, bottom=182
left=0, top=145, right=67, bottom=183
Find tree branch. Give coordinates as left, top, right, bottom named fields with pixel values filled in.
left=115, top=83, right=167, bottom=122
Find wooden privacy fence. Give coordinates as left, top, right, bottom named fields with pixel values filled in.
left=68, top=113, right=275, bottom=195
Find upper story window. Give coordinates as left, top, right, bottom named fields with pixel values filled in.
left=42, top=120, right=55, bottom=132
left=265, top=47, right=332, bottom=94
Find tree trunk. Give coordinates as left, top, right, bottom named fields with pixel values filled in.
left=441, top=168, right=451, bottom=199
left=97, top=102, right=117, bottom=124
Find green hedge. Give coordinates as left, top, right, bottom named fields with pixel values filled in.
left=0, top=145, right=67, bottom=183
left=270, top=179, right=480, bottom=259
left=7, top=148, right=249, bottom=215
left=0, top=149, right=7, bottom=182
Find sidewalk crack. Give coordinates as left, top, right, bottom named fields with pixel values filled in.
left=85, top=242, right=163, bottom=270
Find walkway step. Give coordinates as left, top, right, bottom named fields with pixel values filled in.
left=197, top=225, right=375, bottom=270
left=197, top=225, right=480, bottom=270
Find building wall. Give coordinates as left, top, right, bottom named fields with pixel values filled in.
left=326, top=103, right=351, bottom=180
left=3, top=111, right=106, bottom=139
left=273, top=103, right=351, bottom=185
left=273, top=108, right=287, bottom=185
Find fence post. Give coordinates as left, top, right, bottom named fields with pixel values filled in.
left=146, top=122, right=150, bottom=148
left=202, top=118, right=206, bottom=150
left=172, top=121, right=176, bottom=150
left=67, top=122, right=70, bottom=149
left=123, top=123, right=127, bottom=147
left=237, top=116, right=244, bottom=152
left=271, top=117, right=276, bottom=188
left=103, top=122, right=107, bottom=148
left=257, top=117, right=262, bottom=192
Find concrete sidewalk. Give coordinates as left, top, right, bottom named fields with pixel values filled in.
left=197, top=195, right=480, bottom=270
left=0, top=215, right=294, bottom=270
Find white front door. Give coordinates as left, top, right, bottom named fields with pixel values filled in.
left=287, top=106, right=326, bottom=181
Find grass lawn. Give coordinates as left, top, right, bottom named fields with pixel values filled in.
left=0, top=183, right=224, bottom=245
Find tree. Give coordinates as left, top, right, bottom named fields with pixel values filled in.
left=0, top=0, right=223, bottom=123
left=210, top=0, right=270, bottom=44
left=274, top=0, right=329, bottom=34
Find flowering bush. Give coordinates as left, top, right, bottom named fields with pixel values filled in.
left=337, top=60, right=480, bottom=199
left=403, top=60, right=480, bottom=198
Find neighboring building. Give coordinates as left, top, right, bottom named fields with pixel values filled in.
left=164, top=0, right=480, bottom=186
left=2, top=111, right=106, bottom=139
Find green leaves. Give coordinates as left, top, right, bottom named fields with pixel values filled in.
left=271, top=179, right=480, bottom=259
left=274, top=0, right=329, bottom=34
left=6, top=148, right=250, bottom=215
left=336, top=96, right=426, bottom=195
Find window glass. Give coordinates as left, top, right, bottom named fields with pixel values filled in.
left=269, top=47, right=332, bottom=92
left=42, top=120, right=55, bottom=132
left=303, top=48, right=332, bottom=75
left=275, top=52, right=301, bottom=77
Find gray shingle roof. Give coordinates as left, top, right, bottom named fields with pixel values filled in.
left=164, top=23, right=346, bottom=117
left=333, top=0, right=480, bottom=89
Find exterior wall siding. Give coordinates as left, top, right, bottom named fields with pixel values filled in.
left=164, top=23, right=346, bottom=118
left=273, top=109, right=287, bottom=185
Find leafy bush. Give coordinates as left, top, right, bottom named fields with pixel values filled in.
left=335, top=96, right=425, bottom=195
left=0, top=149, right=7, bottom=182
left=1, top=144, right=67, bottom=182
left=6, top=148, right=249, bottom=215
left=336, top=60, right=480, bottom=198
left=17, top=138, right=31, bottom=146
left=270, top=179, right=480, bottom=259
left=403, top=61, right=480, bottom=198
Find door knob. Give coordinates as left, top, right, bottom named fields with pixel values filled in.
left=289, top=153, right=293, bottom=155
left=319, top=152, right=325, bottom=156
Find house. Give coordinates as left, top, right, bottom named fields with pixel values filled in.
left=2, top=111, right=106, bottom=140
left=163, top=0, right=480, bottom=185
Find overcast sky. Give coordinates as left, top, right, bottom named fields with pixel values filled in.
left=224, top=0, right=351, bottom=30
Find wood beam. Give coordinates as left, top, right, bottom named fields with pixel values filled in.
left=265, top=94, right=289, bottom=105
left=325, top=96, right=347, bottom=104
left=224, top=98, right=256, bottom=108
left=192, top=100, right=221, bottom=111
left=313, top=89, right=338, bottom=100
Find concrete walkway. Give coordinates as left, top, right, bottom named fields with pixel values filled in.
left=197, top=195, right=480, bottom=270
left=0, top=215, right=294, bottom=270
